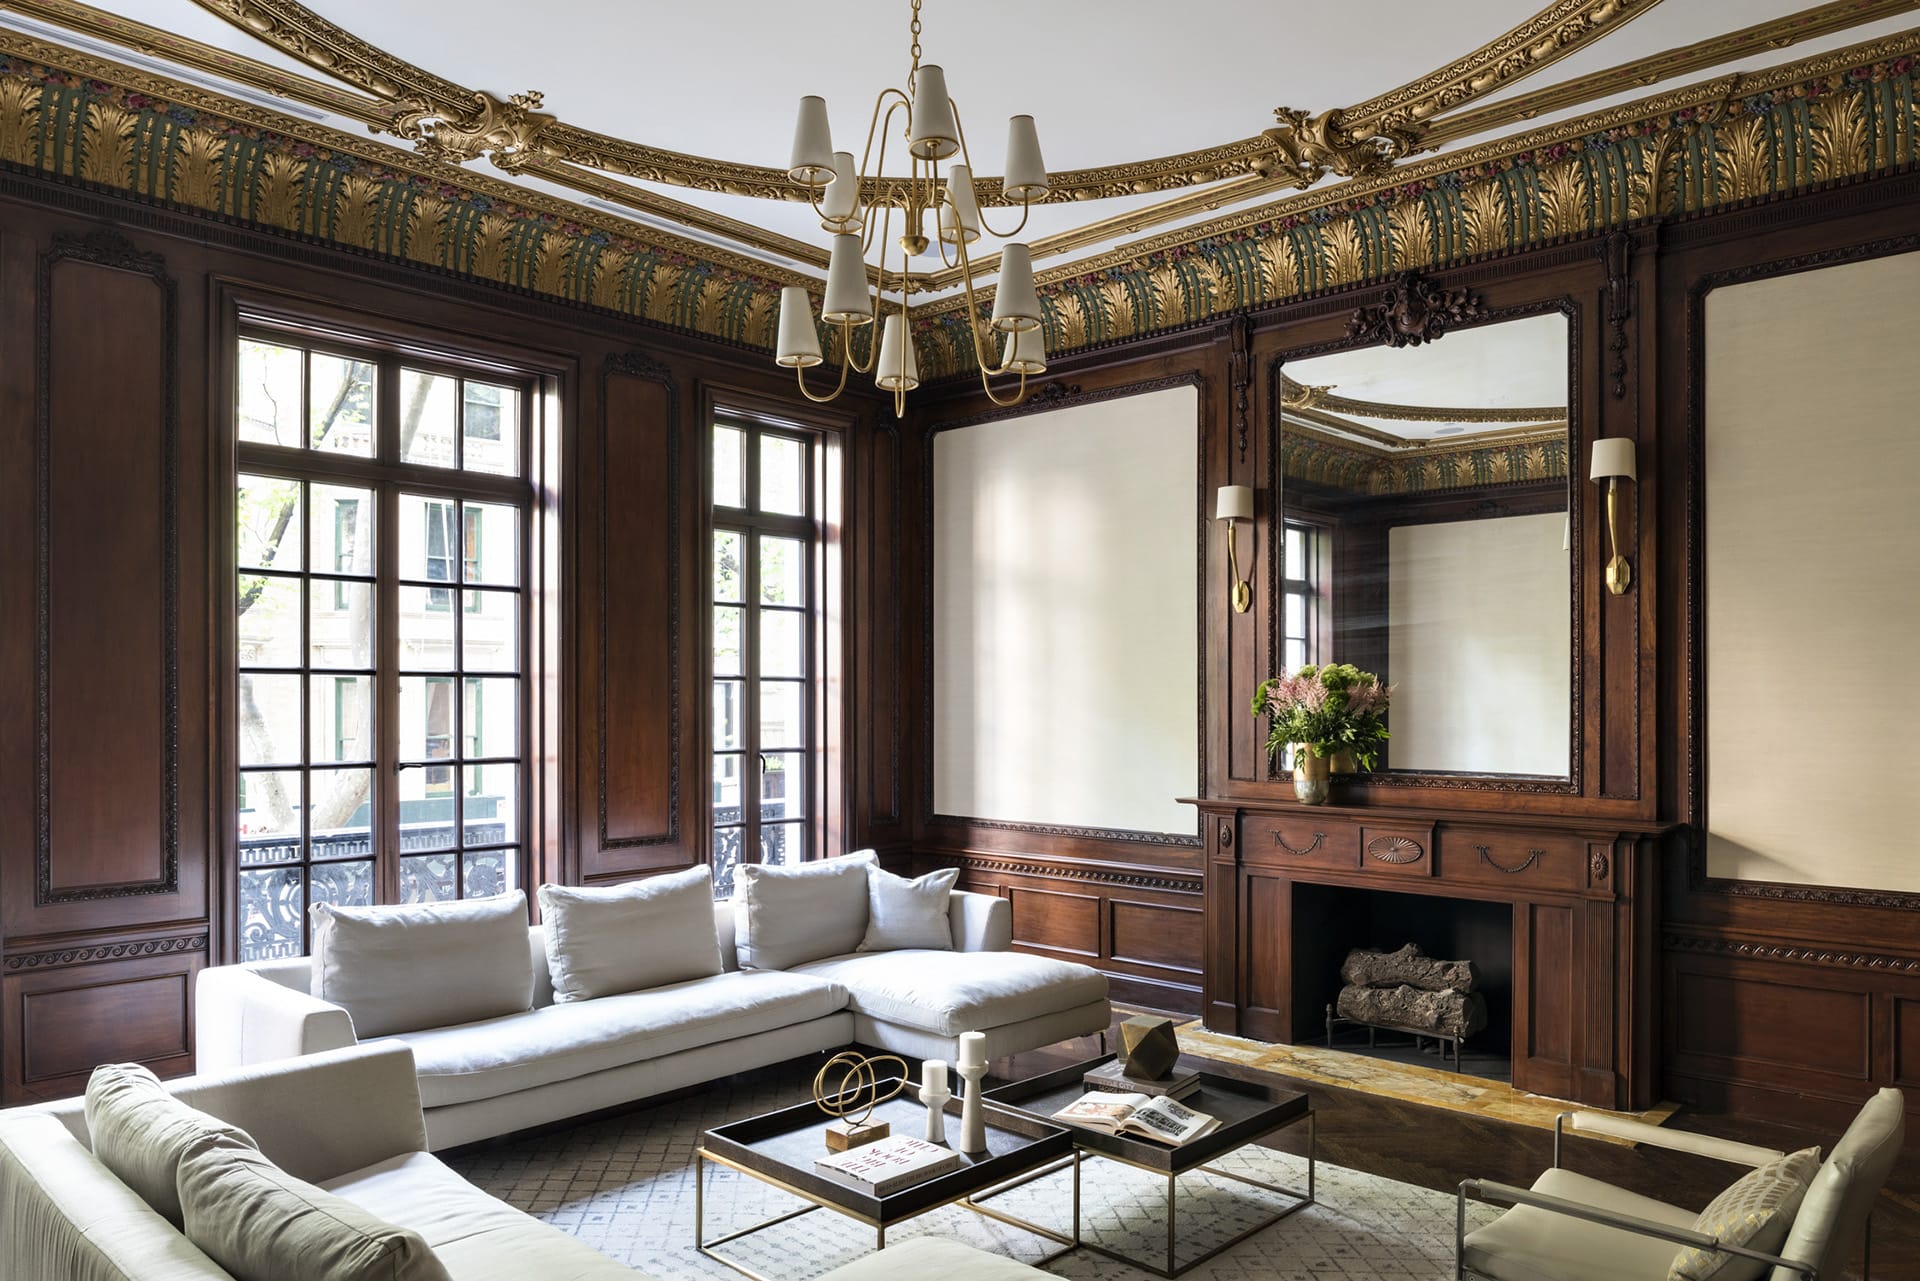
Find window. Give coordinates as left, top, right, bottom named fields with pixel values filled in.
left=234, top=330, right=531, bottom=961
left=711, top=420, right=823, bottom=897
left=1281, top=520, right=1329, bottom=674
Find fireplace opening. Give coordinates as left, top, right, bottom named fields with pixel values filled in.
left=1290, top=883, right=1514, bottom=1082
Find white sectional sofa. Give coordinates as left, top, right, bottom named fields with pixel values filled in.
left=198, top=859, right=1110, bottom=1149
left=0, top=1043, right=1053, bottom=1281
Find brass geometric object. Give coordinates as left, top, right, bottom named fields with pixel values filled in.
left=1118, top=1015, right=1180, bottom=1080
left=813, top=1051, right=909, bottom=1152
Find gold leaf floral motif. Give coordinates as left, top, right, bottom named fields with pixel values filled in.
left=590, top=246, right=629, bottom=310
left=1714, top=115, right=1772, bottom=201
left=743, top=286, right=776, bottom=346
left=1461, top=179, right=1507, bottom=256
left=642, top=263, right=684, bottom=324
left=1622, top=138, right=1664, bottom=223
left=255, top=150, right=305, bottom=229
left=1147, top=261, right=1184, bottom=330
left=0, top=77, right=44, bottom=166
left=79, top=101, right=135, bottom=186
left=1536, top=160, right=1587, bottom=239
left=1388, top=201, right=1432, bottom=271
left=693, top=275, right=731, bottom=333
left=1052, top=293, right=1089, bottom=351
left=470, top=211, right=512, bottom=281
left=168, top=126, right=225, bottom=210
left=1810, top=89, right=1869, bottom=183
left=405, top=192, right=448, bottom=266
left=1260, top=231, right=1300, bottom=298
left=1320, top=218, right=1366, bottom=287
left=531, top=233, right=568, bottom=296
left=331, top=173, right=381, bottom=250
left=1105, top=278, right=1137, bottom=339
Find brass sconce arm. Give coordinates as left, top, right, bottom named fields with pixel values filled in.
left=1589, top=438, right=1636, bottom=596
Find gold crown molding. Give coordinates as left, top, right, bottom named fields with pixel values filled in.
left=1280, top=376, right=1564, bottom=425
left=1340, top=0, right=1666, bottom=136
left=0, top=0, right=391, bottom=124
left=185, top=0, right=468, bottom=107
left=0, top=27, right=822, bottom=293
left=1425, top=0, right=1920, bottom=147
left=1287, top=404, right=1564, bottom=451
left=917, top=24, right=1920, bottom=321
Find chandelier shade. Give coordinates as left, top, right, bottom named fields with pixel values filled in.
left=788, top=95, right=836, bottom=187
left=776, top=286, right=824, bottom=368
left=875, top=314, right=921, bottom=391
left=777, top=0, right=1050, bottom=417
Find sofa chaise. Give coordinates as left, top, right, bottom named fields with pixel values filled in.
left=197, top=858, right=1111, bottom=1149
left=0, top=1042, right=1052, bottom=1281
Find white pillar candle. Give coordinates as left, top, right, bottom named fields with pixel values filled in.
left=922, top=1058, right=947, bottom=1094
left=957, top=1030, right=986, bottom=1070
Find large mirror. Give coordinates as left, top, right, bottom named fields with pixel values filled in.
left=1277, top=310, right=1572, bottom=778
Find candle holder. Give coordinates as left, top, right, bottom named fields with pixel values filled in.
left=955, top=1060, right=988, bottom=1154
left=918, top=1080, right=952, bottom=1145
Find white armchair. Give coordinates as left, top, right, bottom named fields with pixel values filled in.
left=1457, top=1088, right=1905, bottom=1281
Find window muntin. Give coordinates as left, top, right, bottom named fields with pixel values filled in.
left=1281, top=520, right=1328, bottom=674
left=711, top=420, right=820, bottom=896
left=234, top=329, right=530, bottom=961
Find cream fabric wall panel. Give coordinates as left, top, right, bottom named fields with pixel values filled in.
left=933, top=387, right=1199, bottom=836
left=1705, top=249, right=1920, bottom=890
left=1386, top=513, right=1571, bottom=776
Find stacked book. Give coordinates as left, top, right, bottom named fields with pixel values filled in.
left=813, top=1134, right=960, bottom=1196
left=1082, top=1061, right=1200, bottom=1100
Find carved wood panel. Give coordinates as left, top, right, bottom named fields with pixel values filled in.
left=3, top=949, right=201, bottom=1101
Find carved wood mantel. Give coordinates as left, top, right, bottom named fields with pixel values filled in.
left=1188, top=796, right=1667, bottom=1110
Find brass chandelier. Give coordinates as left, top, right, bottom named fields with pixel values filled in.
left=774, top=0, right=1049, bottom=417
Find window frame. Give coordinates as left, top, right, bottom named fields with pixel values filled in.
left=227, top=314, right=539, bottom=959
left=1281, top=518, right=1333, bottom=674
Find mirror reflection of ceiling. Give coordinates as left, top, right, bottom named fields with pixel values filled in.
left=10, top=0, right=1917, bottom=301
left=1282, top=315, right=1568, bottom=446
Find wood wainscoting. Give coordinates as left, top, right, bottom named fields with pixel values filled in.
left=912, top=839, right=1206, bottom=1016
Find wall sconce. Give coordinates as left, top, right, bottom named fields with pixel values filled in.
left=1215, top=485, right=1253, bottom=613
left=1589, top=438, right=1636, bottom=595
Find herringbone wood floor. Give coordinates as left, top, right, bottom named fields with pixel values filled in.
left=1006, top=1017, right=1919, bottom=1281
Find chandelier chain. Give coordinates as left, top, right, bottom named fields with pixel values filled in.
left=907, top=0, right=923, bottom=92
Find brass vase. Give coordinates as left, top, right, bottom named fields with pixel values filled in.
left=1331, top=749, right=1357, bottom=774
left=1294, top=749, right=1332, bottom=805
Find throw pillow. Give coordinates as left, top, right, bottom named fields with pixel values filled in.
left=538, top=865, right=723, bottom=1002
left=85, top=1062, right=258, bottom=1227
left=733, top=850, right=876, bottom=970
left=310, top=891, right=532, bottom=1039
left=178, top=1133, right=451, bottom=1281
left=1669, top=1145, right=1820, bottom=1281
left=858, top=866, right=959, bottom=952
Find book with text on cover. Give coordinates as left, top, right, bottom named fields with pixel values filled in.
left=1052, top=1091, right=1220, bottom=1146
left=813, top=1134, right=962, bottom=1196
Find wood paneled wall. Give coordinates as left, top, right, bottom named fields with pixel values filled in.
left=0, top=173, right=893, bottom=1100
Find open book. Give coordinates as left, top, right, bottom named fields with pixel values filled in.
left=1051, top=1090, right=1220, bottom=1145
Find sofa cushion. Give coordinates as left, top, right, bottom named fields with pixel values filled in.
left=0, top=1111, right=239, bottom=1281
left=792, top=949, right=1108, bottom=1037
left=377, top=969, right=846, bottom=1108
left=84, top=1061, right=258, bottom=1227
left=177, top=1134, right=451, bottom=1281
left=1463, top=1167, right=1700, bottom=1281
left=322, top=1151, right=636, bottom=1281
left=733, top=850, right=875, bottom=970
left=858, top=866, right=957, bottom=952
left=537, top=866, right=722, bottom=1002
left=312, top=892, right=532, bottom=1039
left=1670, top=1147, right=1818, bottom=1281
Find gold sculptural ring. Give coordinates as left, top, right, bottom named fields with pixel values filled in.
left=812, top=1051, right=909, bottom=1129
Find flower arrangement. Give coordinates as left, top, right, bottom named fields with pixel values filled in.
left=1250, top=663, right=1394, bottom=772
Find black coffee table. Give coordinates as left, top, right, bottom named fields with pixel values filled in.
left=984, top=1052, right=1315, bottom=1277
left=696, top=1090, right=1076, bottom=1281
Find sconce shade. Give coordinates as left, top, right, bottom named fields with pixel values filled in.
left=1590, top=437, right=1637, bottom=482
left=1215, top=485, right=1253, bottom=522
left=1004, top=114, right=1049, bottom=201
left=990, top=243, right=1043, bottom=333
left=822, top=234, right=873, bottom=325
left=939, top=164, right=982, bottom=244
left=907, top=65, right=960, bottom=160
left=820, top=150, right=864, bottom=231
left=789, top=96, right=836, bottom=187
left=1001, top=325, right=1046, bottom=374
left=775, top=287, right=823, bottom=368
left=875, top=313, right=920, bottom=391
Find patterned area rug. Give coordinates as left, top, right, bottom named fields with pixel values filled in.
left=1177, top=1021, right=1681, bottom=1138
left=445, top=1060, right=1500, bottom=1279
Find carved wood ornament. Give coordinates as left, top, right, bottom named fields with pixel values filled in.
left=1346, top=274, right=1487, bottom=349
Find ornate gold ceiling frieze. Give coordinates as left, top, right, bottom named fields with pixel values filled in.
left=389, top=88, right=551, bottom=171
left=1279, top=376, right=1565, bottom=425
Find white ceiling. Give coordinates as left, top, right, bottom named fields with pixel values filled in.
left=20, top=0, right=1919, bottom=294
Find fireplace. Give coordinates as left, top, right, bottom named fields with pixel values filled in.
left=1290, top=883, right=1514, bottom=1079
